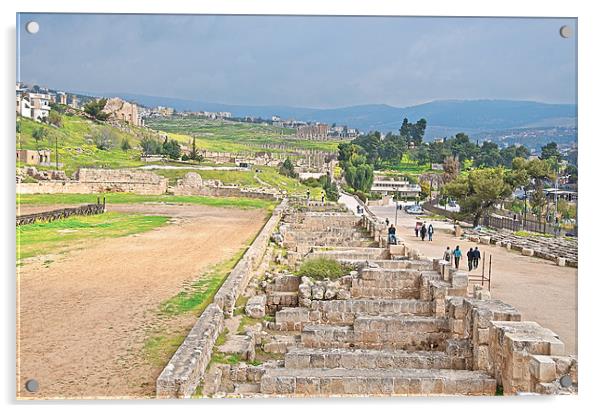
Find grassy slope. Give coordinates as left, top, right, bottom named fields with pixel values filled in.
left=17, top=212, right=169, bottom=260
left=145, top=116, right=344, bottom=153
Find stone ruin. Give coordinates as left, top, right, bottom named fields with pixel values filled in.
left=157, top=200, right=577, bottom=398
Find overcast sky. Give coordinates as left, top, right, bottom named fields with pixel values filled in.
left=17, top=14, right=577, bottom=108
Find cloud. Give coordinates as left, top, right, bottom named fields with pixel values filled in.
left=18, top=14, right=576, bottom=107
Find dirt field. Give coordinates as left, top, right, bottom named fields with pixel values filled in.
left=371, top=205, right=578, bottom=355
left=17, top=203, right=268, bottom=399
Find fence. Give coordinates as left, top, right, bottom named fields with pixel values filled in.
left=467, top=252, right=492, bottom=291
left=16, top=197, right=106, bottom=226
left=480, top=214, right=556, bottom=235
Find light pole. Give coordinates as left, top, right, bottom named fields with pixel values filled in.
left=394, top=186, right=398, bottom=226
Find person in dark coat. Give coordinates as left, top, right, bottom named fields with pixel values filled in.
left=473, top=247, right=481, bottom=269
left=388, top=224, right=397, bottom=244
left=420, top=223, right=427, bottom=241
left=467, top=248, right=474, bottom=271
left=427, top=223, right=434, bottom=241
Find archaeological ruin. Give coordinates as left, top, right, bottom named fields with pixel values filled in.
left=155, top=199, right=577, bottom=398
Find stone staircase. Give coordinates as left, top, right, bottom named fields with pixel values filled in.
left=261, top=260, right=497, bottom=396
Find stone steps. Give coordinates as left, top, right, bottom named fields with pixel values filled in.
left=301, top=316, right=450, bottom=351
left=285, top=348, right=466, bottom=370
left=260, top=367, right=496, bottom=396
left=310, top=298, right=432, bottom=318
left=351, top=285, right=420, bottom=299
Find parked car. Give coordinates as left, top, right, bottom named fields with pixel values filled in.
left=406, top=205, right=424, bottom=215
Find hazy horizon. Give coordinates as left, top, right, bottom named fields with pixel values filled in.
left=17, top=14, right=577, bottom=108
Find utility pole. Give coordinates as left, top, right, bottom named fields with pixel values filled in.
left=394, top=186, right=398, bottom=226
left=55, top=135, right=59, bottom=170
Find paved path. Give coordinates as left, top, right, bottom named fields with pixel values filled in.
left=367, top=205, right=577, bottom=355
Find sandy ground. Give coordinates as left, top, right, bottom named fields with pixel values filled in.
left=17, top=203, right=267, bottom=399
left=370, top=205, right=578, bottom=355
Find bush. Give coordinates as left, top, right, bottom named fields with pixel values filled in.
left=296, top=257, right=347, bottom=280
left=120, top=138, right=132, bottom=151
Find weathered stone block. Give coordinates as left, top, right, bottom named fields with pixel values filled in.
left=245, top=295, right=266, bottom=319
left=521, top=248, right=534, bottom=256
left=529, top=355, right=557, bottom=383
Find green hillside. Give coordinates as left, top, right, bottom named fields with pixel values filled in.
left=145, top=116, right=344, bottom=153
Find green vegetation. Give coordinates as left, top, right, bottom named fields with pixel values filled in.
left=17, top=193, right=276, bottom=210
left=17, top=212, right=169, bottom=260
left=159, top=247, right=248, bottom=317
left=237, top=314, right=262, bottom=334
left=514, top=231, right=554, bottom=238
left=83, top=98, right=109, bottom=121
left=296, top=257, right=348, bottom=280
left=143, top=334, right=187, bottom=367
left=145, top=116, right=343, bottom=153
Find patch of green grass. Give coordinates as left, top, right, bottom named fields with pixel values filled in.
left=297, top=257, right=352, bottom=280
left=16, top=212, right=169, bottom=260
left=211, top=352, right=241, bottom=365
left=513, top=230, right=554, bottom=238
left=17, top=192, right=276, bottom=210
left=237, top=315, right=262, bottom=334
left=142, top=333, right=187, bottom=367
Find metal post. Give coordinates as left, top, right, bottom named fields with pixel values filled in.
left=55, top=135, right=59, bottom=170
left=481, top=253, right=485, bottom=286
left=394, top=187, right=398, bottom=226
left=488, top=255, right=492, bottom=291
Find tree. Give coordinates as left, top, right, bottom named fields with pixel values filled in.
left=400, top=118, right=427, bottom=146
left=344, top=162, right=373, bottom=193
left=474, top=141, right=501, bottom=167
left=140, top=136, right=162, bottom=155
left=120, top=138, right=132, bottom=151
left=322, top=173, right=339, bottom=201
left=189, top=136, right=201, bottom=162
left=92, top=127, right=118, bottom=150
left=84, top=98, right=109, bottom=121
left=443, top=167, right=515, bottom=227
left=162, top=138, right=182, bottom=160
left=442, top=155, right=460, bottom=184
left=32, top=127, right=48, bottom=149
left=279, top=157, right=298, bottom=178
left=48, top=110, right=63, bottom=128
left=541, top=142, right=560, bottom=161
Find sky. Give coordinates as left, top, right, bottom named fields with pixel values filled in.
left=17, top=14, right=577, bottom=109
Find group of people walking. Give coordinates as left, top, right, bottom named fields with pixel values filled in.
left=443, top=245, right=481, bottom=271
left=414, top=222, right=434, bottom=241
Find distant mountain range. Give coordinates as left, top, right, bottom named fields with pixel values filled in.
left=79, top=90, right=577, bottom=141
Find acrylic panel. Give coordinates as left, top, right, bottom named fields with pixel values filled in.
left=16, top=13, right=577, bottom=399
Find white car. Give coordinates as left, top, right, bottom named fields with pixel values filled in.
left=406, top=205, right=424, bottom=215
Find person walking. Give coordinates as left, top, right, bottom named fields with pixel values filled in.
left=453, top=246, right=462, bottom=269
left=385, top=218, right=390, bottom=227
left=414, top=222, right=420, bottom=237
left=427, top=223, right=434, bottom=241
left=321, top=191, right=325, bottom=204
left=473, top=247, right=481, bottom=270
left=467, top=248, right=474, bottom=271
left=388, top=224, right=397, bottom=245
left=443, top=246, right=452, bottom=262
left=420, top=223, right=427, bottom=241
left=356, top=205, right=361, bottom=215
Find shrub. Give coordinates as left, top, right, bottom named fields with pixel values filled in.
left=296, top=257, right=346, bottom=280
left=120, top=138, right=132, bottom=151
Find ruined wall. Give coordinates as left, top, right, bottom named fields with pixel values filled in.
left=155, top=198, right=288, bottom=398
left=17, top=168, right=169, bottom=195
left=173, top=172, right=277, bottom=200
left=16, top=202, right=105, bottom=226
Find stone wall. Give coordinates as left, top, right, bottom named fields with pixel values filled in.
left=173, top=172, right=277, bottom=200
left=17, top=168, right=169, bottom=195
left=155, top=198, right=287, bottom=398
left=16, top=202, right=105, bottom=226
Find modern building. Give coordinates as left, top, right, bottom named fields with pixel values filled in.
left=16, top=90, right=50, bottom=121
left=370, top=177, right=422, bottom=199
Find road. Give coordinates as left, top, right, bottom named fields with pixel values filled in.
left=364, top=204, right=577, bottom=355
